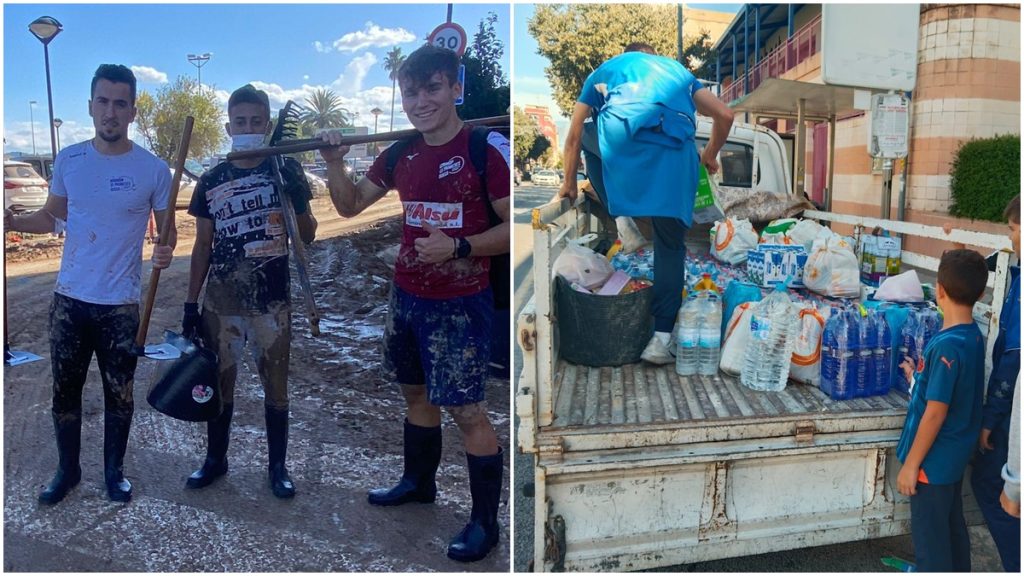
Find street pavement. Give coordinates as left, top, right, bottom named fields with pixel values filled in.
left=510, top=183, right=1003, bottom=572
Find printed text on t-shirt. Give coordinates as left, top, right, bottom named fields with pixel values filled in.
left=438, top=156, right=465, bottom=179
left=403, top=201, right=463, bottom=229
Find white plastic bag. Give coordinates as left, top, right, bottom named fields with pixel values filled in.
left=553, top=242, right=615, bottom=290
left=710, top=217, right=758, bottom=265
left=787, top=220, right=828, bottom=252
left=719, top=301, right=756, bottom=375
left=803, top=236, right=861, bottom=298
left=615, top=216, right=651, bottom=253
left=789, top=304, right=830, bottom=386
left=875, top=270, right=925, bottom=302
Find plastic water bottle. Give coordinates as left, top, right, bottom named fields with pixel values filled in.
left=675, top=296, right=701, bottom=376
left=821, top=307, right=854, bottom=399
left=874, top=311, right=892, bottom=396
left=856, top=309, right=875, bottom=398
left=698, top=294, right=722, bottom=376
left=898, top=312, right=920, bottom=394
left=741, top=283, right=796, bottom=392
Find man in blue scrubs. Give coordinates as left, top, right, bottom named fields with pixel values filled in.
left=560, top=43, right=734, bottom=363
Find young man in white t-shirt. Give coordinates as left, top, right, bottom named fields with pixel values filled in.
left=5, top=64, right=176, bottom=504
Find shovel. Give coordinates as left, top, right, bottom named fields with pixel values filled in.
left=4, top=231, right=42, bottom=367
left=133, top=116, right=194, bottom=360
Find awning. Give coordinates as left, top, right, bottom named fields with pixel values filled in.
left=728, top=78, right=877, bottom=120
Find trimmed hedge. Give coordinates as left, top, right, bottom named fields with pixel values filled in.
left=948, top=133, right=1020, bottom=222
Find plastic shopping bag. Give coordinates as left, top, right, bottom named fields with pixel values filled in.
left=874, top=270, right=925, bottom=302
left=692, top=165, right=725, bottom=225
left=553, top=242, right=615, bottom=290
left=803, top=236, right=861, bottom=298
left=710, top=217, right=758, bottom=265
left=789, top=304, right=830, bottom=386
left=720, top=302, right=756, bottom=375
left=786, top=219, right=829, bottom=252
left=759, top=218, right=799, bottom=244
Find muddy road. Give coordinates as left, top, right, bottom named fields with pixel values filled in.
left=3, top=193, right=511, bottom=572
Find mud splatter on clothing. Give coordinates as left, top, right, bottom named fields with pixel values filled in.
left=381, top=284, right=492, bottom=406
left=48, top=293, right=138, bottom=421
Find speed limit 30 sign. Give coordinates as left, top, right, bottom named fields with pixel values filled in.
left=429, top=22, right=467, bottom=57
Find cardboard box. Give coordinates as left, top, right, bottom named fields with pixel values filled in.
left=747, top=244, right=808, bottom=288
left=859, top=235, right=902, bottom=287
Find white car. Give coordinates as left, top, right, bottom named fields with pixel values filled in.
left=4, top=161, right=48, bottom=213
left=531, top=169, right=561, bottom=187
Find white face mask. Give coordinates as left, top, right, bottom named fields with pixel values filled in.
left=231, top=133, right=265, bottom=152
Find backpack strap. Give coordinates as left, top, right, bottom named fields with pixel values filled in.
left=468, top=125, right=498, bottom=225
left=384, top=136, right=417, bottom=181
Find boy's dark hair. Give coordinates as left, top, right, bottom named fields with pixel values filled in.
left=623, top=42, right=657, bottom=55
left=398, top=44, right=460, bottom=90
left=937, top=249, right=989, bottom=306
left=1004, top=194, right=1020, bottom=224
left=228, top=84, right=271, bottom=117
left=91, top=64, right=137, bottom=104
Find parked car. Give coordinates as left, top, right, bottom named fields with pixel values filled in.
left=16, top=155, right=54, bottom=182
left=531, top=169, right=561, bottom=187
left=4, top=160, right=48, bottom=213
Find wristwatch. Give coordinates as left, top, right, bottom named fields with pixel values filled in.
left=456, top=237, right=472, bottom=259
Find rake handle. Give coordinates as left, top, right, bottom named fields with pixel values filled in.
left=226, top=115, right=510, bottom=161
left=135, top=116, right=194, bottom=350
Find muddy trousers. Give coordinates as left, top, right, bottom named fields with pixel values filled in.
left=47, top=293, right=138, bottom=500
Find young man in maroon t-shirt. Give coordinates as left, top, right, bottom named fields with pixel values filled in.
left=320, top=45, right=510, bottom=563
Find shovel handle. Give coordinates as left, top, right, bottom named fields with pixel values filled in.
left=135, top=116, right=194, bottom=351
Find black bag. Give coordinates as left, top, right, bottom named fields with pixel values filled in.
left=147, top=331, right=223, bottom=422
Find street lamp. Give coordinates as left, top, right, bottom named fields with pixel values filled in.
left=28, top=100, right=37, bottom=155
left=29, top=16, right=62, bottom=162
left=187, top=53, right=211, bottom=93
left=370, top=107, right=383, bottom=134
left=53, top=118, right=63, bottom=151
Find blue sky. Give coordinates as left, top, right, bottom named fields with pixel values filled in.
left=4, top=3, right=510, bottom=156
left=513, top=3, right=742, bottom=143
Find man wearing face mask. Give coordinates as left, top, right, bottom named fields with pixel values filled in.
left=5, top=64, right=176, bottom=504
left=182, top=84, right=317, bottom=498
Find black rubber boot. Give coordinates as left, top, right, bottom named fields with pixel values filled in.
left=447, top=448, right=503, bottom=562
left=368, top=419, right=442, bottom=506
left=266, top=406, right=295, bottom=499
left=185, top=404, right=233, bottom=489
left=38, top=412, right=82, bottom=505
left=103, top=414, right=133, bottom=502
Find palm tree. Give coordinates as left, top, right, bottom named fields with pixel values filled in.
left=382, top=46, right=406, bottom=131
left=300, top=88, right=352, bottom=131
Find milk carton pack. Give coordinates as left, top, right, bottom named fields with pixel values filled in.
left=747, top=244, right=808, bottom=288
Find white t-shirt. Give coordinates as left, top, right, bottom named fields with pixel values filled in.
left=50, top=140, right=170, bottom=305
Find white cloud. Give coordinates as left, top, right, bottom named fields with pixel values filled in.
left=327, top=21, right=416, bottom=53
left=131, top=65, right=168, bottom=84
left=3, top=119, right=94, bottom=154
left=303, top=75, right=310, bottom=81
left=313, top=41, right=330, bottom=54
left=332, top=52, right=378, bottom=93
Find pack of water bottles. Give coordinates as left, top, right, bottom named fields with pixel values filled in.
left=675, top=290, right=723, bottom=377
left=740, top=283, right=797, bottom=392
left=896, top=306, right=943, bottom=394
left=819, top=305, right=894, bottom=400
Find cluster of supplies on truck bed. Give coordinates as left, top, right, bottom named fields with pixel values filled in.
left=552, top=216, right=942, bottom=400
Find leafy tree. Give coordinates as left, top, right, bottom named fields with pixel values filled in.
left=135, top=76, right=224, bottom=163
left=301, top=88, right=352, bottom=131
left=529, top=4, right=712, bottom=117
left=513, top=106, right=549, bottom=169
left=382, top=46, right=406, bottom=131
left=459, top=12, right=511, bottom=121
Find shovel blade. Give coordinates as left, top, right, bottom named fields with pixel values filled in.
left=147, top=334, right=222, bottom=422
left=5, top=348, right=43, bottom=367
left=143, top=342, right=182, bottom=361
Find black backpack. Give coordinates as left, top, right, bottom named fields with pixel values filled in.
left=385, top=126, right=510, bottom=310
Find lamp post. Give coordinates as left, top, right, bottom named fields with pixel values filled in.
left=29, top=100, right=37, bottom=155
left=187, top=53, right=211, bottom=93
left=53, top=118, right=63, bottom=151
left=29, top=16, right=62, bottom=162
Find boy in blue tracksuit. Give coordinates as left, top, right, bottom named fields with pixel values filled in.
left=896, top=249, right=989, bottom=572
left=971, top=194, right=1021, bottom=572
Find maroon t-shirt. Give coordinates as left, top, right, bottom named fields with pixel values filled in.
left=366, top=126, right=510, bottom=299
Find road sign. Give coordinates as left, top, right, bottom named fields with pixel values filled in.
left=455, top=64, right=465, bottom=106
left=868, top=93, right=910, bottom=159
left=428, top=22, right=467, bottom=57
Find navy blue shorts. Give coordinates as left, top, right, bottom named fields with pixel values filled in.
left=381, top=284, right=493, bottom=407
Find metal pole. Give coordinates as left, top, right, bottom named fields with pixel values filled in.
left=29, top=102, right=36, bottom=155
left=447, top=3, right=453, bottom=23
left=677, top=4, right=684, bottom=63
left=743, top=6, right=749, bottom=95
left=882, top=159, right=893, bottom=219
left=44, top=43, right=58, bottom=161
left=794, top=97, right=806, bottom=198
left=827, top=114, right=836, bottom=212
left=897, top=92, right=914, bottom=223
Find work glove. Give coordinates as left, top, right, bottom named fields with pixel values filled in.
left=182, top=303, right=202, bottom=342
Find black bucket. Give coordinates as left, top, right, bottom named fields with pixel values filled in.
left=555, top=275, right=653, bottom=367
left=147, top=331, right=222, bottom=422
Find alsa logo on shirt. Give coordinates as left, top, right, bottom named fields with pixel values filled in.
left=403, top=201, right=463, bottom=229
left=438, top=156, right=465, bottom=179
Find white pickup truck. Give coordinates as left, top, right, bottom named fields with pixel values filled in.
left=515, top=119, right=1013, bottom=572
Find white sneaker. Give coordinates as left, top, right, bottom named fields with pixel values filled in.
left=641, top=334, right=675, bottom=365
